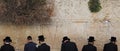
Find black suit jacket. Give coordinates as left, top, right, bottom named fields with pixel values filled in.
left=82, top=44, right=97, bottom=51
left=103, top=43, right=118, bottom=51
left=37, top=43, right=50, bottom=51
left=24, top=42, right=37, bottom=51
left=61, top=41, right=78, bottom=51
left=0, top=44, right=15, bottom=51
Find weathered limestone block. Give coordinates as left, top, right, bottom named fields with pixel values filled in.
left=0, top=0, right=120, bottom=51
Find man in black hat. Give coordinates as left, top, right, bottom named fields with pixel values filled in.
left=82, top=36, right=97, bottom=51
left=0, top=36, right=15, bottom=51
left=61, top=36, right=78, bottom=51
left=103, top=37, right=118, bottom=51
left=37, top=35, right=50, bottom=51
left=24, top=36, right=37, bottom=51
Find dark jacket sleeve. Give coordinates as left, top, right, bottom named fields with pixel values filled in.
left=24, top=44, right=27, bottom=51
left=103, top=44, right=106, bottom=51
left=82, top=45, right=85, bottom=51
left=0, top=46, right=4, bottom=51
left=115, top=45, right=118, bottom=51
left=12, top=46, right=15, bottom=51
left=48, top=46, right=50, bottom=51
left=61, top=43, right=65, bottom=51
left=95, top=46, right=97, bottom=51
left=46, top=45, right=50, bottom=51
left=73, top=43, right=78, bottom=51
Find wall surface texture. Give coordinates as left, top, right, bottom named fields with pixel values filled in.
left=0, top=0, right=120, bottom=51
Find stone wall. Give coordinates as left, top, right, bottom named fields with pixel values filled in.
left=0, top=0, right=120, bottom=51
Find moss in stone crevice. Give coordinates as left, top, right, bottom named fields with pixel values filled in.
left=88, top=0, right=102, bottom=13
left=0, top=0, right=53, bottom=25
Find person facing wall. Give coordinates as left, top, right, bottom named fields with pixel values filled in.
left=24, top=36, right=37, bottom=51
left=82, top=36, right=97, bottom=51
left=103, top=37, right=118, bottom=51
left=0, top=36, right=15, bottom=51
left=61, top=36, right=78, bottom=51
left=37, top=35, right=50, bottom=51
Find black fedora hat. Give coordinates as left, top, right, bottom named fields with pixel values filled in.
left=4, top=36, right=12, bottom=42
left=110, top=37, right=116, bottom=42
left=38, top=35, right=45, bottom=41
left=88, top=36, right=95, bottom=42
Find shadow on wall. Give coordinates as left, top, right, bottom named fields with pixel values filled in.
left=0, top=0, right=54, bottom=25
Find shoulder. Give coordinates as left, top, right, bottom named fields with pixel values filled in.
left=26, top=42, right=37, bottom=45
left=71, top=42, right=76, bottom=44
left=31, top=42, right=37, bottom=45
left=104, top=43, right=109, bottom=46
left=7, top=44, right=14, bottom=48
left=9, top=44, right=14, bottom=47
left=38, top=43, right=50, bottom=48
left=41, top=43, right=50, bottom=47
left=1, top=44, right=14, bottom=49
left=1, top=45, right=5, bottom=48
left=83, top=45, right=88, bottom=47
left=82, top=45, right=89, bottom=49
left=105, top=43, right=110, bottom=45
left=45, top=44, right=50, bottom=47
left=69, top=41, right=76, bottom=45
left=84, top=44, right=96, bottom=48
left=105, top=43, right=116, bottom=46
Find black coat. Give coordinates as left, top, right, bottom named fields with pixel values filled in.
left=61, top=41, right=78, bottom=51
left=24, top=42, right=37, bottom=51
left=37, top=43, right=50, bottom=51
left=0, top=44, right=15, bottom=51
left=82, top=44, right=97, bottom=51
left=103, top=43, right=118, bottom=51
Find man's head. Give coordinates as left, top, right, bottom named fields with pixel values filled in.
left=4, top=36, right=12, bottom=43
left=88, top=36, right=95, bottom=44
left=38, top=35, right=45, bottom=42
left=110, top=37, right=117, bottom=42
left=27, top=36, right=33, bottom=42
left=88, top=36, right=95, bottom=42
left=27, top=36, right=32, bottom=40
left=62, top=36, right=70, bottom=43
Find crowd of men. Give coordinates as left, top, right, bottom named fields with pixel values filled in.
left=0, top=35, right=118, bottom=51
